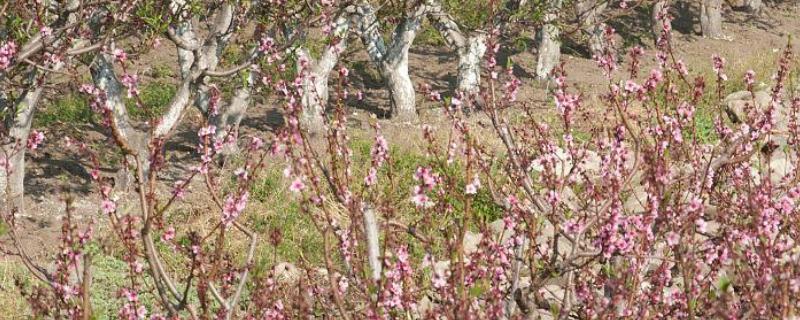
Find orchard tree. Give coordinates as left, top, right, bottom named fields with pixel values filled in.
left=0, top=0, right=109, bottom=213
left=355, top=2, right=430, bottom=121
left=535, top=0, right=563, bottom=80
left=700, top=0, right=726, bottom=39
left=426, top=0, right=488, bottom=97
left=575, top=0, right=609, bottom=57
left=296, top=4, right=355, bottom=131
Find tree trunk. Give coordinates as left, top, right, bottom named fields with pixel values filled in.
left=576, top=0, right=608, bottom=57
left=0, top=84, right=42, bottom=213
left=651, top=0, right=670, bottom=43
left=355, top=3, right=424, bottom=121
left=0, top=0, right=83, bottom=214
left=90, top=54, right=150, bottom=192
left=745, top=0, right=762, bottom=14
left=425, top=0, right=486, bottom=95
left=298, top=15, right=350, bottom=132
left=213, top=71, right=255, bottom=154
left=536, top=0, right=562, bottom=80
left=385, top=59, right=417, bottom=121
left=457, top=35, right=487, bottom=94
left=299, top=68, right=329, bottom=131
left=700, top=0, right=725, bottom=39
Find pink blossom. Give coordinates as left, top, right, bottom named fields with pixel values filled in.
left=249, top=137, right=265, bottom=151
left=40, top=26, right=53, bottom=38
left=222, top=191, right=249, bottom=225
left=410, top=192, right=433, bottom=208
left=744, top=69, right=755, bottom=88
left=289, top=177, right=305, bottom=193
left=0, top=41, right=17, bottom=70
left=429, top=90, right=441, bottom=101
left=666, top=231, right=680, bottom=246
left=162, top=227, right=175, bottom=242
left=451, top=97, right=462, bottom=108
left=112, top=48, right=127, bottom=63
left=198, top=125, right=216, bottom=138
left=121, top=74, right=140, bottom=98
left=101, top=199, right=116, bottom=214
left=364, top=167, right=378, bottom=186
left=712, top=54, right=728, bottom=81
left=465, top=176, right=481, bottom=195
left=27, top=130, right=45, bottom=150
left=172, top=180, right=186, bottom=199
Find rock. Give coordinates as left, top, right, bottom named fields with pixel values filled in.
left=768, top=150, right=795, bottom=184
left=724, top=90, right=771, bottom=124
left=724, top=90, right=792, bottom=137
left=273, top=262, right=301, bottom=285
left=463, top=231, right=483, bottom=255
left=623, top=185, right=648, bottom=214
left=415, top=296, right=436, bottom=317
left=433, top=260, right=451, bottom=276
left=529, top=148, right=602, bottom=179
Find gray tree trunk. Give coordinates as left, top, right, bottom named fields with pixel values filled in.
left=90, top=54, right=150, bottom=192
left=385, top=59, right=417, bottom=121
left=575, top=0, right=608, bottom=57
left=700, top=0, right=725, bottom=39
left=213, top=71, right=255, bottom=154
left=651, top=0, right=670, bottom=42
left=355, top=3, right=426, bottom=121
left=457, top=35, right=487, bottom=94
left=425, top=0, right=487, bottom=95
left=536, top=0, right=562, bottom=80
left=298, top=14, right=351, bottom=131
left=0, top=0, right=82, bottom=214
left=0, top=82, right=42, bottom=213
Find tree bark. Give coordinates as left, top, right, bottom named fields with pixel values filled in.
left=700, top=0, right=725, bottom=39
left=0, top=81, right=42, bottom=212
left=425, top=0, right=487, bottom=95
left=298, top=14, right=351, bottom=131
left=355, top=3, right=426, bottom=121
left=536, top=0, right=562, bottom=80
left=213, top=70, right=255, bottom=155
left=651, top=0, right=670, bottom=43
left=575, top=0, right=608, bottom=57
left=90, top=54, right=150, bottom=191
left=457, top=35, right=487, bottom=94
left=385, top=59, right=417, bottom=121
left=0, top=0, right=82, bottom=214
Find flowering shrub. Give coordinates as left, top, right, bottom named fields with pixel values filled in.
left=2, top=1, right=800, bottom=319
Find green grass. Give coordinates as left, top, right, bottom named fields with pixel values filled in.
left=126, top=82, right=175, bottom=120
left=36, top=95, right=94, bottom=127
left=149, top=65, right=175, bottom=79
left=0, top=260, right=30, bottom=317
left=37, top=81, right=177, bottom=128
left=248, top=166, right=325, bottom=276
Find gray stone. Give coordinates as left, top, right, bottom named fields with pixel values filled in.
left=273, top=262, right=301, bottom=285
left=463, top=231, right=483, bottom=255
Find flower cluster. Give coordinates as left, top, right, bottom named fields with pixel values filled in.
left=0, top=41, right=16, bottom=70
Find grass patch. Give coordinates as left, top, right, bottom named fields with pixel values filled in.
left=126, top=82, right=175, bottom=120
left=248, top=166, right=326, bottom=275
left=37, top=95, right=94, bottom=127
left=0, top=260, right=30, bottom=317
